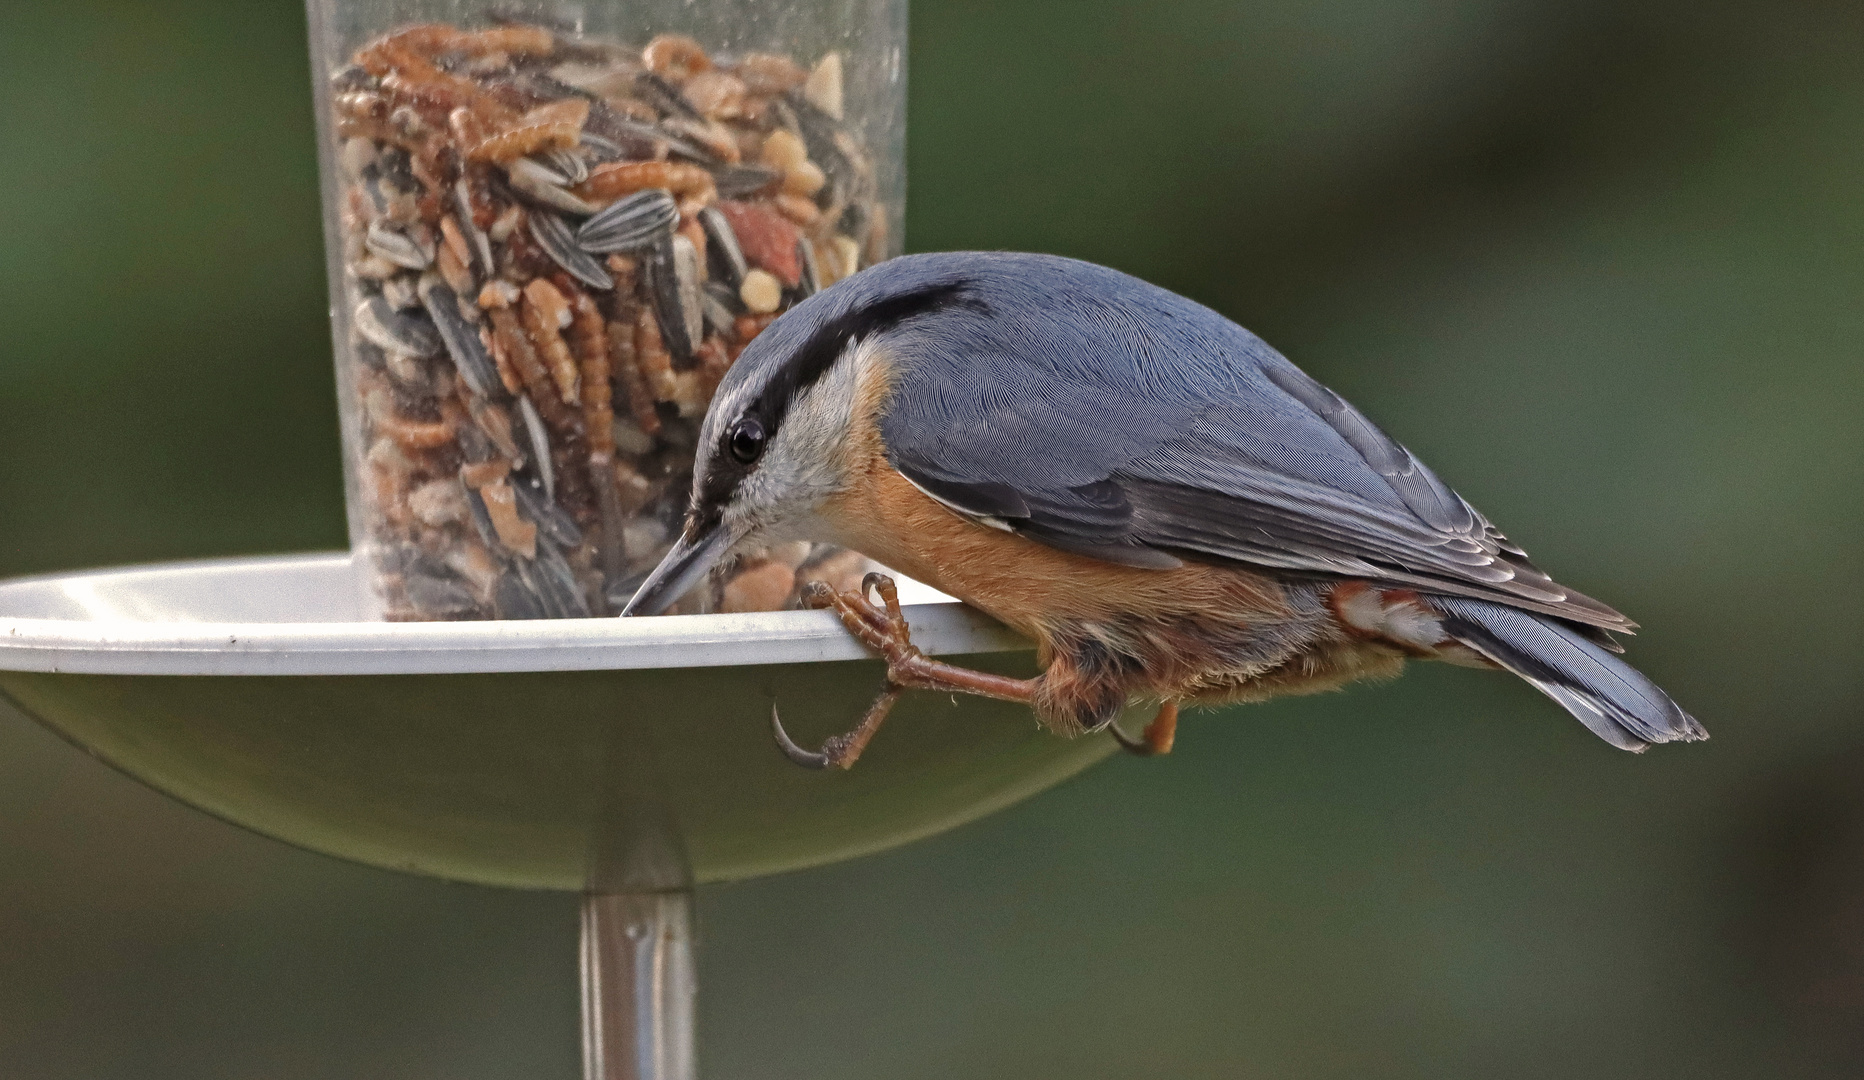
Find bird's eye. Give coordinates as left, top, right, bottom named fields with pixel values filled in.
left=728, top=417, right=767, bottom=464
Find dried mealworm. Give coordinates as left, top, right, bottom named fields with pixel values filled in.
left=486, top=306, right=579, bottom=432
left=520, top=278, right=581, bottom=404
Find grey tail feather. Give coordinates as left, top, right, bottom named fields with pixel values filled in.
left=1427, top=595, right=1707, bottom=753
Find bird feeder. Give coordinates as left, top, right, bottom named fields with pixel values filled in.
left=0, top=4, right=1134, bottom=1079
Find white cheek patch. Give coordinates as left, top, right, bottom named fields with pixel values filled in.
left=723, top=337, right=877, bottom=534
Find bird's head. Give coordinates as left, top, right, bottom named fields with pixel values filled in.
left=618, top=254, right=981, bottom=616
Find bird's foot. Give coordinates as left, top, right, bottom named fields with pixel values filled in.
left=1108, top=700, right=1179, bottom=757
left=799, top=573, right=1036, bottom=699
left=796, top=573, right=946, bottom=689
left=798, top=572, right=922, bottom=678
left=770, top=688, right=903, bottom=770
left=772, top=572, right=1037, bottom=770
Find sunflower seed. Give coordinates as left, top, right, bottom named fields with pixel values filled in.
left=585, top=121, right=660, bottom=159
left=528, top=208, right=614, bottom=291
left=704, top=279, right=742, bottom=310
left=511, top=470, right=584, bottom=549
left=506, top=549, right=578, bottom=619
left=634, top=71, right=704, bottom=122
left=515, top=394, right=555, bottom=500
left=506, top=157, right=599, bottom=216
left=521, top=153, right=574, bottom=188
left=584, top=115, right=715, bottom=164
left=366, top=221, right=431, bottom=269
left=577, top=188, right=679, bottom=253
left=710, top=163, right=781, bottom=198
left=579, top=131, right=629, bottom=163
left=672, top=234, right=704, bottom=353
left=463, top=485, right=501, bottom=551
left=645, top=232, right=702, bottom=364
left=795, top=236, right=820, bottom=299
left=698, top=206, right=748, bottom=286
left=702, top=287, right=737, bottom=338
left=353, top=338, right=387, bottom=371
left=405, top=572, right=479, bottom=618
left=375, top=145, right=414, bottom=187
left=781, top=93, right=858, bottom=188
left=661, top=116, right=739, bottom=163
left=417, top=274, right=500, bottom=399
left=543, top=147, right=589, bottom=185
left=494, top=565, right=551, bottom=620
left=381, top=274, right=421, bottom=310
left=838, top=199, right=871, bottom=244
left=530, top=543, right=593, bottom=617
left=358, top=164, right=389, bottom=215
left=354, top=296, right=442, bottom=358
left=452, top=178, right=495, bottom=272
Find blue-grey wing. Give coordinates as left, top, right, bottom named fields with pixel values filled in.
left=874, top=253, right=1632, bottom=632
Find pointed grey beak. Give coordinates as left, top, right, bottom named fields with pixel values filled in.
left=619, top=520, right=736, bottom=616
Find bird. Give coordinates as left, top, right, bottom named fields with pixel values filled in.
left=620, top=251, right=1705, bottom=769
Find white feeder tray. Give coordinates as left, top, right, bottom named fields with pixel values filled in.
left=0, top=553, right=1119, bottom=889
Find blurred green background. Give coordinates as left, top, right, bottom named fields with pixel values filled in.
left=3, top=0, right=1861, bottom=1076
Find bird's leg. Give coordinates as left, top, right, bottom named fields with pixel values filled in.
left=772, top=573, right=1037, bottom=770
left=802, top=573, right=1038, bottom=702
left=1108, top=700, right=1179, bottom=757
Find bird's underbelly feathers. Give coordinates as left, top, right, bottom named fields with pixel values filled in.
left=825, top=459, right=1281, bottom=634
left=819, top=459, right=1449, bottom=725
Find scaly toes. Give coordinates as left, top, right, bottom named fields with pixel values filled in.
left=800, top=579, right=892, bottom=649
left=856, top=574, right=927, bottom=672
left=800, top=573, right=947, bottom=692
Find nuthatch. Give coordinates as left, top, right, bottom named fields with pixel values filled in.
left=622, top=252, right=1705, bottom=768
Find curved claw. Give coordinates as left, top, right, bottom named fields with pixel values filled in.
left=1106, top=719, right=1150, bottom=755
left=1108, top=700, right=1179, bottom=757
left=768, top=686, right=905, bottom=771
left=861, top=572, right=904, bottom=621
left=769, top=571, right=1032, bottom=771
left=771, top=703, right=833, bottom=769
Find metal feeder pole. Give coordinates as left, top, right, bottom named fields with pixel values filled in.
left=581, top=892, right=697, bottom=1080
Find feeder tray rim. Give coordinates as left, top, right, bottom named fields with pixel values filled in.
left=0, top=552, right=1029, bottom=678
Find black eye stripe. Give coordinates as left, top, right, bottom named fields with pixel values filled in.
left=693, top=279, right=981, bottom=515
left=757, top=280, right=981, bottom=437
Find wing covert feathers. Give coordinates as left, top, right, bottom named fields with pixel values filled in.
left=870, top=252, right=1637, bottom=633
